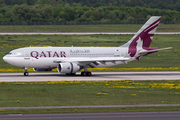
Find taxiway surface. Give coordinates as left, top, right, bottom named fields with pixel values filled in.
left=1, top=111, right=180, bottom=120
left=0, top=72, right=180, bottom=82
left=1, top=104, right=180, bottom=110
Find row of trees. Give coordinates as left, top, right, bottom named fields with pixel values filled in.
left=1, top=0, right=180, bottom=11
left=0, top=1, right=180, bottom=22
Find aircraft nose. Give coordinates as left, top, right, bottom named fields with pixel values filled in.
left=3, top=56, right=7, bottom=62
left=3, top=56, right=12, bottom=64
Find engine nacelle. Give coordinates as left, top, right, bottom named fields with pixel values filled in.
left=57, top=63, right=80, bottom=74
left=33, top=68, right=52, bottom=72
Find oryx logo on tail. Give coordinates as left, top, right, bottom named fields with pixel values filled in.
left=121, top=16, right=161, bottom=58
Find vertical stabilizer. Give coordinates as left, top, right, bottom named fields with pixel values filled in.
left=121, top=16, right=161, bottom=57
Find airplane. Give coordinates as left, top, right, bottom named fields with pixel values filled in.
left=3, top=16, right=171, bottom=76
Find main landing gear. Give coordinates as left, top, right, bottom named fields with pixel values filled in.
left=81, top=71, right=92, bottom=76
left=23, top=67, right=29, bottom=76
left=81, top=67, right=92, bottom=76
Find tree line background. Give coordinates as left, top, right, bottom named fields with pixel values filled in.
left=0, top=0, right=180, bottom=23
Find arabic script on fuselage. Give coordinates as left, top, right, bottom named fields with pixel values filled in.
left=70, top=49, right=90, bottom=54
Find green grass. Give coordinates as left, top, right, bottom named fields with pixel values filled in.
left=0, top=106, right=180, bottom=114
left=0, top=80, right=179, bottom=114
left=0, top=24, right=180, bottom=32
left=0, top=80, right=180, bottom=107
left=0, top=34, right=180, bottom=70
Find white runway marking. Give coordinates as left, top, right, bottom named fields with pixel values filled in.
left=0, top=32, right=180, bottom=35
left=0, top=72, right=180, bottom=82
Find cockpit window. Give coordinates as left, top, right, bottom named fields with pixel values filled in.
left=7, top=52, right=21, bottom=56
left=8, top=53, right=12, bottom=55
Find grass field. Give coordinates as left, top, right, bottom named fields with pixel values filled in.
left=0, top=24, right=180, bottom=32
left=0, top=34, right=180, bottom=70
left=0, top=80, right=179, bottom=108
left=0, top=80, right=180, bottom=114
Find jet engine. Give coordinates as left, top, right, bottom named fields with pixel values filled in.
left=57, top=63, right=80, bottom=74
left=33, top=68, right=52, bottom=72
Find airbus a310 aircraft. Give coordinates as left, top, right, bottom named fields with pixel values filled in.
left=3, top=16, right=171, bottom=76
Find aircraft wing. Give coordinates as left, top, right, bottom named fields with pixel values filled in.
left=53, top=57, right=130, bottom=65
left=138, top=47, right=172, bottom=56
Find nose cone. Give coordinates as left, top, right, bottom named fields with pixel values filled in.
left=3, top=56, right=7, bottom=62
left=3, top=56, right=13, bottom=64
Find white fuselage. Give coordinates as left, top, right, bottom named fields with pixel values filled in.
left=3, top=46, right=133, bottom=69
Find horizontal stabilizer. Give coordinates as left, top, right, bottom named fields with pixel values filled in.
left=138, top=47, right=172, bottom=56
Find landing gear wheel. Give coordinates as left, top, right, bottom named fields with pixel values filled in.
left=87, top=72, right=92, bottom=76
left=81, top=71, right=87, bottom=76
left=24, top=72, right=29, bottom=76
left=23, top=67, right=29, bottom=76
left=81, top=71, right=92, bottom=76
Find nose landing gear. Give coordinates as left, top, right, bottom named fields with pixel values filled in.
left=23, top=67, right=29, bottom=76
